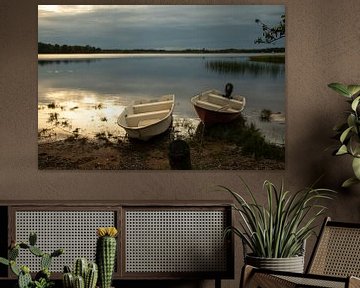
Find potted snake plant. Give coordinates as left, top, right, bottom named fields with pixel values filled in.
left=221, top=179, right=334, bottom=273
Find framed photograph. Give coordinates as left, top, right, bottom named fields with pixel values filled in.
left=38, top=5, right=285, bottom=170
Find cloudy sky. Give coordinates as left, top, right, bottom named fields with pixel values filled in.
left=38, top=5, right=285, bottom=50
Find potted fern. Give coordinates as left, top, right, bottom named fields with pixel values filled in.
left=221, top=179, right=334, bottom=273
left=328, top=83, right=360, bottom=187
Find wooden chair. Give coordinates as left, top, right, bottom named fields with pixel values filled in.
left=241, top=217, right=360, bottom=288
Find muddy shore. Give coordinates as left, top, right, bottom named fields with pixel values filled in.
left=38, top=133, right=285, bottom=170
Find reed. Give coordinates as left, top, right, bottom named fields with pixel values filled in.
left=249, top=54, right=285, bottom=63
left=205, top=60, right=283, bottom=76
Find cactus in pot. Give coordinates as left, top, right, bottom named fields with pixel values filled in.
left=85, top=262, right=98, bottom=288
left=62, top=259, right=98, bottom=288
left=19, top=266, right=32, bottom=288
left=62, top=266, right=74, bottom=288
left=0, top=232, right=64, bottom=288
left=74, top=258, right=88, bottom=280
left=96, top=227, right=118, bottom=288
left=73, top=275, right=85, bottom=288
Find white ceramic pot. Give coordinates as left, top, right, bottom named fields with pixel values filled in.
left=245, top=254, right=305, bottom=273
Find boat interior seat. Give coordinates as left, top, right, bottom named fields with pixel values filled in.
left=207, top=93, right=244, bottom=109
left=196, top=100, right=238, bottom=113
left=133, top=100, right=173, bottom=114
left=126, top=109, right=170, bottom=127
left=138, top=118, right=161, bottom=127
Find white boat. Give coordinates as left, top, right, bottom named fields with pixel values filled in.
left=117, top=94, right=175, bottom=141
left=191, top=89, right=246, bottom=125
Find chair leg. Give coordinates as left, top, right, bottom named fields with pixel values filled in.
left=215, top=278, right=221, bottom=288
left=240, top=265, right=255, bottom=288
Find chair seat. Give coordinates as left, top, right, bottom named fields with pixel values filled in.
left=241, top=218, right=360, bottom=288
left=277, top=274, right=346, bottom=288
left=242, top=265, right=360, bottom=288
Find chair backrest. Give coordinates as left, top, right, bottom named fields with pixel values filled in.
left=307, top=217, right=360, bottom=277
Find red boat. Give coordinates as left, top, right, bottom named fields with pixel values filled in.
left=191, top=89, right=246, bottom=125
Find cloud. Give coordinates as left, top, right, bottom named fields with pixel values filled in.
left=38, top=5, right=285, bottom=49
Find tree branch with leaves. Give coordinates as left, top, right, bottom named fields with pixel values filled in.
left=255, top=14, right=285, bottom=45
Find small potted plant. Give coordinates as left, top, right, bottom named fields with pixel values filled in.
left=0, top=232, right=63, bottom=288
left=96, top=227, right=118, bottom=288
left=328, top=82, right=360, bottom=187
left=62, top=258, right=98, bottom=288
left=221, top=179, right=334, bottom=273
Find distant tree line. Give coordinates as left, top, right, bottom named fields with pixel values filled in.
left=38, top=42, right=102, bottom=54
left=95, top=47, right=285, bottom=54
left=38, top=42, right=284, bottom=54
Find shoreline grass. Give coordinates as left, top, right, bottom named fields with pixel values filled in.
left=205, top=60, right=284, bottom=76
left=249, top=54, right=285, bottom=64
left=195, top=116, right=285, bottom=161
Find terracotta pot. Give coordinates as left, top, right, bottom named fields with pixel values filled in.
left=245, top=254, right=305, bottom=273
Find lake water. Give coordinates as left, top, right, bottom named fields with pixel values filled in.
left=38, top=53, right=285, bottom=144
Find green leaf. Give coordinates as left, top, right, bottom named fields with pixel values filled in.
left=351, top=96, right=360, bottom=111
left=0, top=257, right=9, bottom=266
left=352, top=157, right=360, bottom=179
left=10, top=261, right=20, bottom=276
left=328, top=83, right=351, bottom=98
left=340, top=127, right=353, bottom=143
left=336, top=144, right=348, bottom=155
left=348, top=114, right=356, bottom=127
left=347, top=85, right=360, bottom=97
left=342, top=177, right=360, bottom=188
left=350, top=136, right=360, bottom=156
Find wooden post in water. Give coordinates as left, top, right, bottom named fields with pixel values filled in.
left=168, top=139, right=192, bottom=170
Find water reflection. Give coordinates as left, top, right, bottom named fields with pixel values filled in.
left=205, top=60, right=284, bottom=77
left=38, top=58, right=100, bottom=66
left=38, top=54, right=285, bottom=144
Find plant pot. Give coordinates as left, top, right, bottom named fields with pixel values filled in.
left=245, top=254, right=304, bottom=273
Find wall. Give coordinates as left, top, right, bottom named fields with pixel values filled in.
left=0, top=0, right=359, bottom=287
